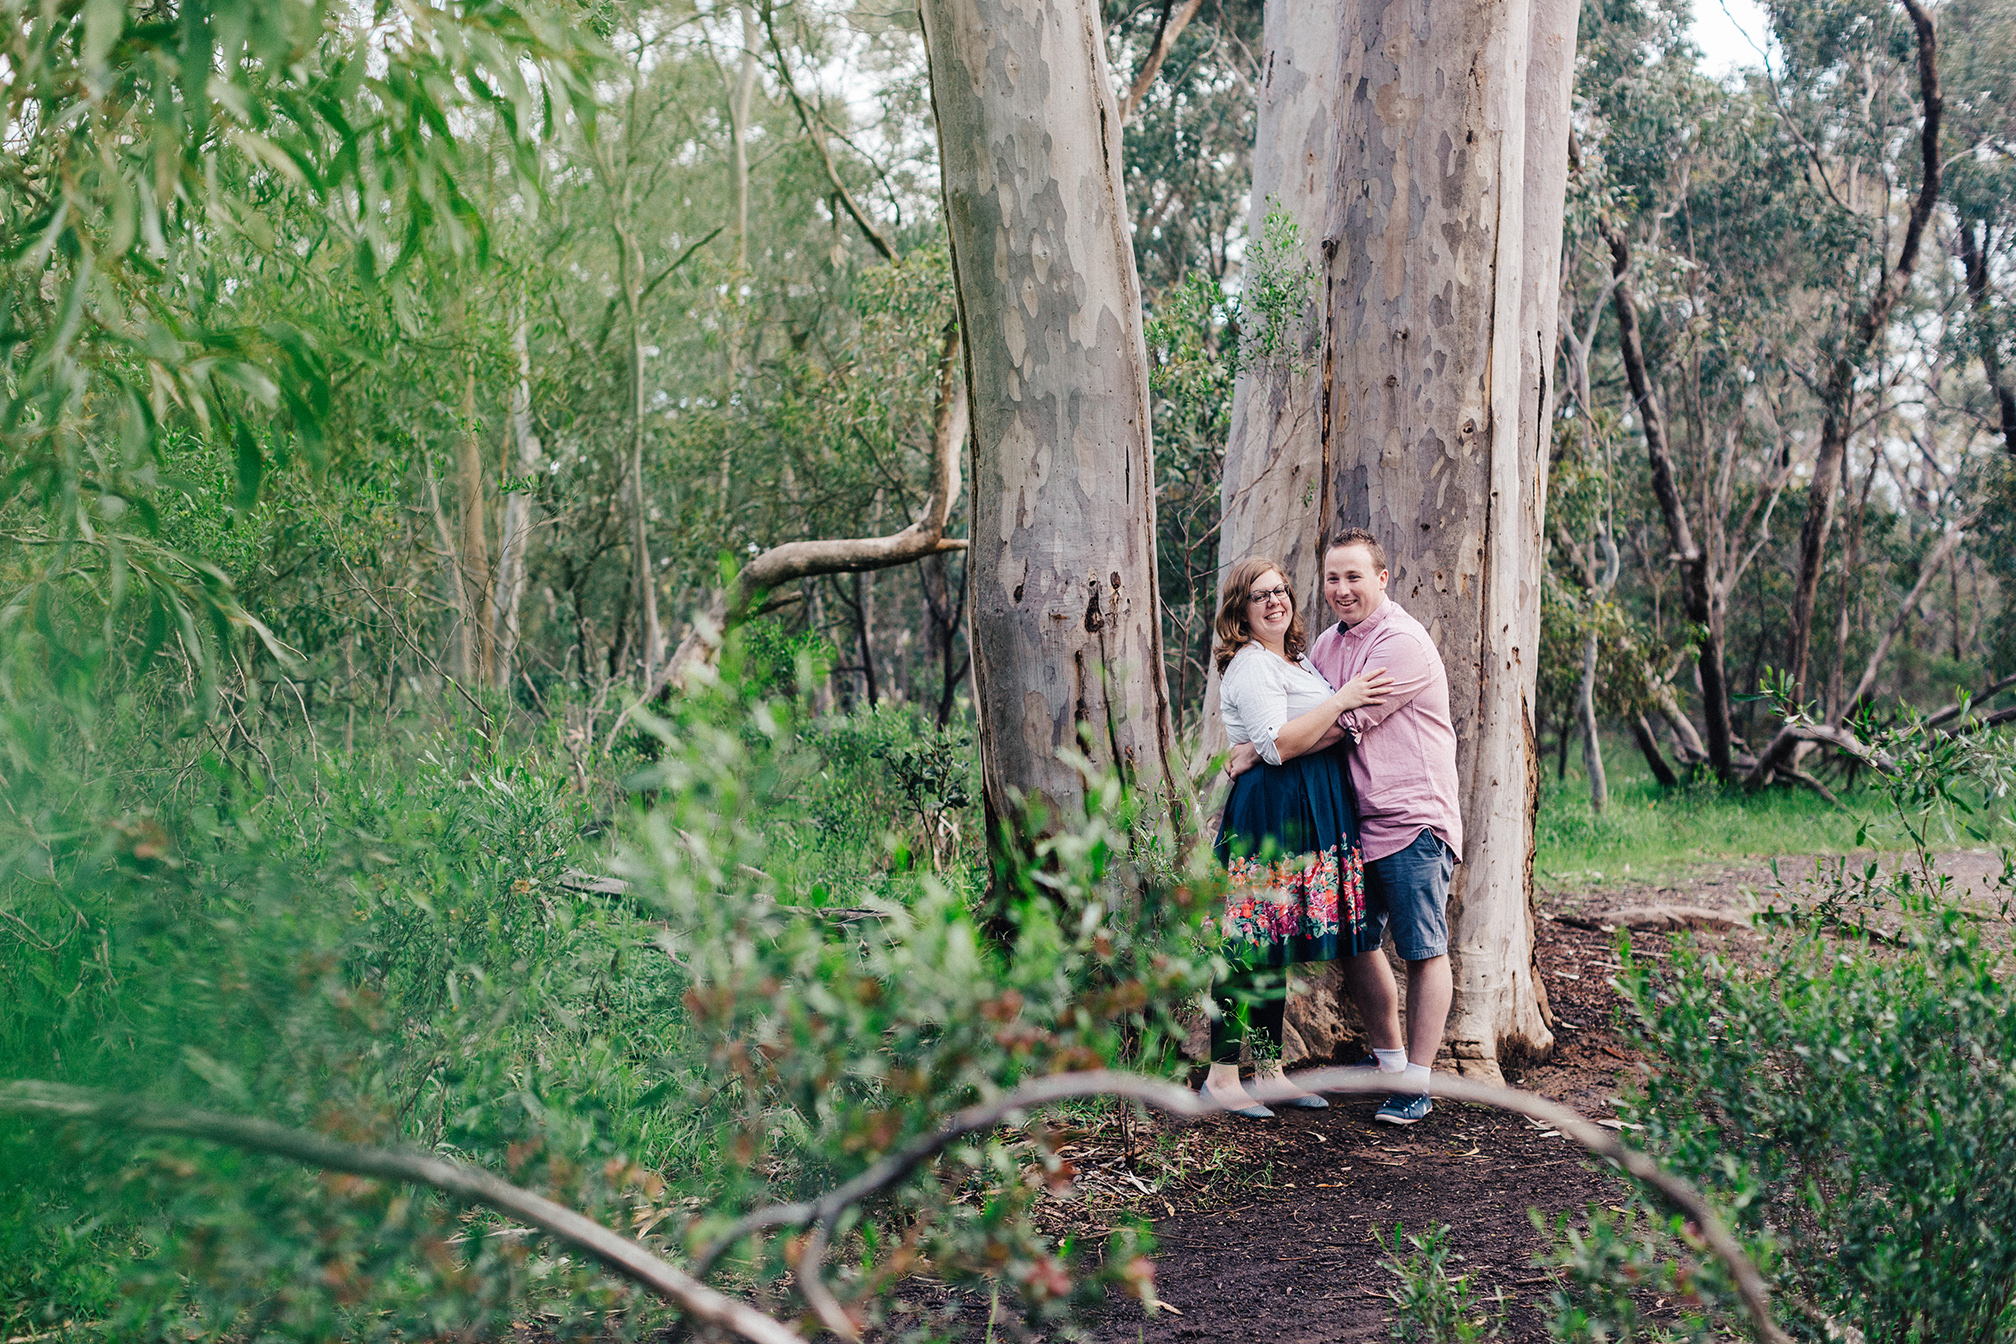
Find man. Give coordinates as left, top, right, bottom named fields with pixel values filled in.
left=1228, top=527, right=1461, bottom=1124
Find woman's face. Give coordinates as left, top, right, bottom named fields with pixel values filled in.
left=1245, top=568, right=1294, bottom=646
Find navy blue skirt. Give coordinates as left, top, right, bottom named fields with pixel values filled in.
left=1214, top=744, right=1372, bottom=969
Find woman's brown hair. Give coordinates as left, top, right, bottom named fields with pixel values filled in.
left=1213, top=556, right=1306, bottom=672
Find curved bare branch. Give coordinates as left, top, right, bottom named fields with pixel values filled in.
left=0, top=1081, right=804, bottom=1344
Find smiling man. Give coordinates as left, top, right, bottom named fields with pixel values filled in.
left=1309, top=528, right=1460, bottom=1123
left=1227, top=529, right=1463, bottom=1121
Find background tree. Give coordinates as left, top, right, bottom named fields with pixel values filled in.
left=919, top=0, right=1186, bottom=841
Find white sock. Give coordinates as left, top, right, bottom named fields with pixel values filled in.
left=1374, top=1048, right=1409, bottom=1074
left=1401, top=1063, right=1432, bottom=1093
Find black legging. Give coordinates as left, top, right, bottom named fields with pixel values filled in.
left=1211, top=966, right=1289, bottom=1065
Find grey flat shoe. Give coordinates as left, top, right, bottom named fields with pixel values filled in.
left=1280, top=1092, right=1329, bottom=1109
left=1199, top=1082, right=1275, bottom=1119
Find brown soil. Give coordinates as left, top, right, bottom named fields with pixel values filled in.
left=1074, top=915, right=1672, bottom=1344
left=884, top=850, right=2012, bottom=1342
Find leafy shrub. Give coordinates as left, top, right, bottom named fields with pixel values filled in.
left=0, top=663, right=1221, bottom=1342
left=1382, top=1221, right=1506, bottom=1343
left=1616, top=896, right=2016, bottom=1344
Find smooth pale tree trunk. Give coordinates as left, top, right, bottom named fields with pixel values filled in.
left=1577, top=531, right=1619, bottom=813
left=919, top=0, right=1186, bottom=838
left=1197, top=0, right=1343, bottom=768
left=1317, top=0, right=1574, bottom=1075
left=492, top=308, right=544, bottom=689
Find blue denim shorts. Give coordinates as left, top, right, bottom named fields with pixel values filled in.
left=1363, top=827, right=1453, bottom=960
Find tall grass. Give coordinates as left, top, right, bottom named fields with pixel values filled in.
left=1535, top=737, right=1874, bottom=885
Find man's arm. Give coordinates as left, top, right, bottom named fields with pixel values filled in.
left=1226, top=717, right=1350, bottom=779
left=1338, top=631, right=1434, bottom=738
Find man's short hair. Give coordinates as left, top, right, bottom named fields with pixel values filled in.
left=1326, top=527, right=1387, bottom=574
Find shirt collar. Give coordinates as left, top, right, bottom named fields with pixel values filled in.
left=1341, top=597, right=1397, bottom=639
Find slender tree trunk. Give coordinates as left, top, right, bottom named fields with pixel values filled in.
left=920, top=0, right=1186, bottom=838
left=1784, top=0, right=1941, bottom=702
left=613, top=217, right=664, bottom=686
left=1118, top=0, right=1205, bottom=124
left=1825, top=448, right=1881, bottom=720
left=455, top=357, right=495, bottom=686
left=1630, top=714, right=1680, bottom=787
left=1605, top=229, right=1734, bottom=778
left=729, top=4, right=760, bottom=273
left=1958, top=217, right=2016, bottom=457
left=1317, top=0, right=1577, bottom=1075
left=1578, top=531, right=1619, bottom=812
left=424, top=448, right=474, bottom=684
left=492, top=308, right=544, bottom=690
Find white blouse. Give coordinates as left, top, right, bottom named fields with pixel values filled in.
left=1219, top=643, right=1337, bottom=766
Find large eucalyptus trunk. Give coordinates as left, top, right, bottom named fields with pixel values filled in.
left=1197, top=0, right=1343, bottom=767
left=1313, top=0, right=1576, bottom=1077
left=919, top=0, right=1185, bottom=838
left=1235, top=0, right=1574, bottom=1075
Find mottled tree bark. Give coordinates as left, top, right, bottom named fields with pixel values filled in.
left=919, top=0, right=1185, bottom=837
left=1318, top=0, right=1576, bottom=1075
left=1197, top=0, right=1342, bottom=767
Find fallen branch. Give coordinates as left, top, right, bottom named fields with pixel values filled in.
left=1743, top=719, right=1892, bottom=790
left=653, top=322, right=970, bottom=704
left=1923, top=671, right=2016, bottom=729
left=0, top=1081, right=803, bottom=1344
left=1837, top=519, right=1973, bottom=723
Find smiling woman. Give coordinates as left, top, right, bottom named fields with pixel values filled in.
left=1203, top=557, right=1391, bottom=1116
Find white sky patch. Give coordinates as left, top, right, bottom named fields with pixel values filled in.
left=1689, top=0, right=1775, bottom=79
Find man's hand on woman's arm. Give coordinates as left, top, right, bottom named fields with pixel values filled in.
left=1225, top=668, right=1390, bottom=778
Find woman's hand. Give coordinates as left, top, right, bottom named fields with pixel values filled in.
left=1333, top=667, right=1392, bottom=712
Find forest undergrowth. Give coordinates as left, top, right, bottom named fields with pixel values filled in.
left=5, top=620, right=2016, bottom=1343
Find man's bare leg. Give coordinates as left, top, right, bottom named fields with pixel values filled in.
left=1403, top=954, right=1452, bottom=1068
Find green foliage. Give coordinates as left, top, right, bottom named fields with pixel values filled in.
left=1381, top=1222, right=1506, bottom=1343
left=1588, top=717, right=2016, bottom=1343
left=0, top=629, right=1220, bottom=1340
left=1236, top=202, right=1319, bottom=376
left=0, top=0, right=593, bottom=686
left=1538, top=1205, right=1734, bottom=1344
left=1617, top=898, right=2016, bottom=1343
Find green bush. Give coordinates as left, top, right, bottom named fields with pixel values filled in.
left=1616, top=895, right=2016, bottom=1343
left=0, top=658, right=1219, bottom=1342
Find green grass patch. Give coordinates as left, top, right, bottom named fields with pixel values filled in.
left=1534, top=737, right=1876, bottom=886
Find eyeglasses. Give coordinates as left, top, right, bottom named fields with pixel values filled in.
left=1246, top=584, right=1291, bottom=605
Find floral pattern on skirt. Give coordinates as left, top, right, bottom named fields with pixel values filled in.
left=1213, top=841, right=1366, bottom=968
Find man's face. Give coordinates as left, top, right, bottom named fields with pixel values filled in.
left=1323, top=544, right=1388, bottom=626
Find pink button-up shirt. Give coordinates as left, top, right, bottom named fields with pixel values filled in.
left=1308, top=598, right=1463, bottom=865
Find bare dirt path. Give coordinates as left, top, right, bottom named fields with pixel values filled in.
left=897, top=850, right=2011, bottom=1342
left=1082, top=916, right=1654, bottom=1344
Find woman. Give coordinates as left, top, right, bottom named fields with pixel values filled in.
left=1205, top=556, right=1390, bottom=1117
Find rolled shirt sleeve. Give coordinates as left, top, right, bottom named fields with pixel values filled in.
left=1220, top=649, right=1293, bottom=765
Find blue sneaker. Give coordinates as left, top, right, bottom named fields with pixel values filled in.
left=1374, top=1092, right=1433, bottom=1125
